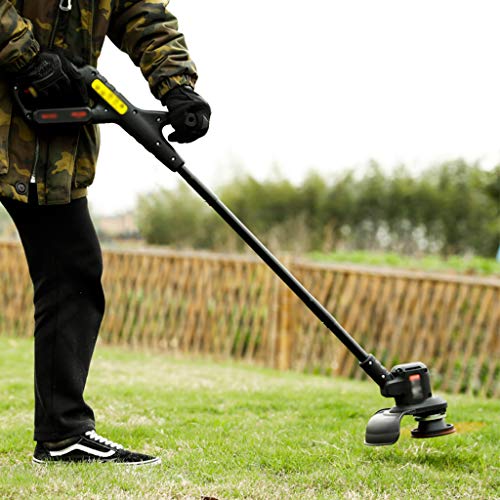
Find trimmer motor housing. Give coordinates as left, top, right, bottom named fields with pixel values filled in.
left=382, top=362, right=433, bottom=405
left=364, top=362, right=455, bottom=446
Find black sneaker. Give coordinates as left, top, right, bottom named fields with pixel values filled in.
left=32, top=430, right=161, bottom=466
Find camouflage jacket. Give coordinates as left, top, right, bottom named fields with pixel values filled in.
left=0, top=0, right=197, bottom=205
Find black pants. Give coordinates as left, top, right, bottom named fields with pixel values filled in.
left=1, top=186, right=104, bottom=441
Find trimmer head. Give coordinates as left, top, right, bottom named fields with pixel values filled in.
left=365, top=407, right=456, bottom=445
left=411, top=414, right=456, bottom=439
left=363, top=361, right=456, bottom=446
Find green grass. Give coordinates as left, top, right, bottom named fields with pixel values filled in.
left=307, top=250, right=500, bottom=276
left=0, top=337, right=498, bottom=499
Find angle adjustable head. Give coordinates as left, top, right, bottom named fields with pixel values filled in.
left=361, top=358, right=455, bottom=446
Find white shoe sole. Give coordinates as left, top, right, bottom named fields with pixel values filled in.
left=32, top=456, right=161, bottom=466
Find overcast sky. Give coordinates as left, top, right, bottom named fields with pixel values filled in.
left=89, top=0, right=500, bottom=215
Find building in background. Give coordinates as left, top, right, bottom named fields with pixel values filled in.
left=94, top=212, right=142, bottom=243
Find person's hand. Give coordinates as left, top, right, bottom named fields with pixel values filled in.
left=11, top=51, right=88, bottom=108
left=162, top=85, right=211, bottom=143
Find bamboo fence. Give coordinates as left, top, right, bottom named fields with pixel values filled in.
left=0, top=241, right=498, bottom=397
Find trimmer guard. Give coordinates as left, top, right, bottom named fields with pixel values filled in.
left=365, top=408, right=407, bottom=446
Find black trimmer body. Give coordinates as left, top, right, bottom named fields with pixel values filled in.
left=13, top=65, right=455, bottom=447
left=363, top=362, right=455, bottom=445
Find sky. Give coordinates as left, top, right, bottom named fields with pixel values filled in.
left=89, top=0, right=500, bottom=215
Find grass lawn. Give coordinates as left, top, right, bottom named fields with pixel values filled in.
left=0, top=337, right=498, bottom=499
left=307, top=250, right=500, bottom=276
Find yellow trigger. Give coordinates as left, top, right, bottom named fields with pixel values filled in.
left=91, top=79, right=128, bottom=115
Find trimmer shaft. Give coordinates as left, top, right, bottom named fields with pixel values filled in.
left=13, top=65, right=456, bottom=448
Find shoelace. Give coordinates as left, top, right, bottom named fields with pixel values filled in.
left=85, top=430, right=124, bottom=450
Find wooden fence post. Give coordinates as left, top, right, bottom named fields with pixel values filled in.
left=277, top=255, right=294, bottom=371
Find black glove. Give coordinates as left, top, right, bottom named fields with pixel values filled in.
left=11, top=51, right=88, bottom=109
left=162, top=85, right=211, bottom=143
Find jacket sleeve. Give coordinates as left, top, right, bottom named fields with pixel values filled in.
left=108, top=0, right=198, bottom=100
left=0, top=0, right=39, bottom=72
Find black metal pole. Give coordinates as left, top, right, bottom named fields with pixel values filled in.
left=177, top=165, right=371, bottom=363
left=21, top=64, right=392, bottom=386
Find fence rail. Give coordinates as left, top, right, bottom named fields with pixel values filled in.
left=1, top=242, right=498, bottom=397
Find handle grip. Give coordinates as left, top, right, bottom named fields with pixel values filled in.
left=12, top=65, right=185, bottom=172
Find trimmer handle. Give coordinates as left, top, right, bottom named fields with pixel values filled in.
left=13, top=65, right=185, bottom=172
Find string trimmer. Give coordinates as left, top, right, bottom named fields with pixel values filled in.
left=13, top=66, right=456, bottom=446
